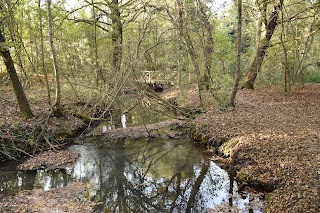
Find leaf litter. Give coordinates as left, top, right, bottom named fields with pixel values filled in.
left=193, top=85, right=320, bottom=213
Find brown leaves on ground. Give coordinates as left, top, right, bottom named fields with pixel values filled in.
left=0, top=85, right=86, bottom=132
left=0, top=85, right=86, bottom=161
left=161, top=84, right=213, bottom=108
left=17, top=150, right=80, bottom=170
left=194, top=85, right=320, bottom=213
left=0, top=182, right=95, bottom=213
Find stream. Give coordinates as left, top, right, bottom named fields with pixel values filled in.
left=0, top=98, right=264, bottom=212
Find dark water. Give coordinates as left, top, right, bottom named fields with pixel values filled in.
left=0, top=136, right=263, bottom=212
left=88, top=96, right=170, bottom=135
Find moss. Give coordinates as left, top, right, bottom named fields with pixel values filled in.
left=218, top=138, right=239, bottom=157
left=55, top=130, right=73, bottom=140
left=236, top=170, right=276, bottom=194
left=237, top=182, right=248, bottom=193
left=55, top=124, right=87, bottom=140
left=263, top=193, right=273, bottom=213
left=199, top=122, right=208, bottom=129
left=236, top=171, right=250, bottom=182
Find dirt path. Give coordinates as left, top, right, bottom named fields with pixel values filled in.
left=193, top=85, right=320, bottom=212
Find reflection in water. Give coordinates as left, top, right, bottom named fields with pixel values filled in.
left=89, top=97, right=170, bottom=135
left=0, top=137, right=263, bottom=212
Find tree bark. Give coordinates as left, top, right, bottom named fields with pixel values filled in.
left=111, top=0, right=123, bottom=72
left=92, top=0, right=101, bottom=87
left=0, top=24, right=34, bottom=118
left=176, top=0, right=203, bottom=105
left=39, top=0, right=51, bottom=105
left=47, top=0, right=63, bottom=117
left=280, top=2, right=289, bottom=92
left=197, top=0, right=214, bottom=90
left=242, top=0, right=284, bottom=89
left=230, top=0, right=242, bottom=107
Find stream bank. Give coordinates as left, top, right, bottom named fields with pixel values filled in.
left=1, top=84, right=319, bottom=212
left=0, top=133, right=264, bottom=212
left=0, top=87, right=266, bottom=212
left=189, top=85, right=320, bottom=213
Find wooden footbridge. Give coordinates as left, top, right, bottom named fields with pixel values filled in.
left=139, top=70, right=178, bottom=90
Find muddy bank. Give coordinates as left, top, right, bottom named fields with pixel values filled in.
left=192, top=85, right=320, bottom=213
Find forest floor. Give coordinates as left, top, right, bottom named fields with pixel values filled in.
left=0, top=85, right=92, bottom=162
left=181, top=85, right=319, bottom=213
left=0, top=85, right=97, bottom=211
left=0, top=83, right=319, bottom=212
left=0, top=182, right=96, bottom=212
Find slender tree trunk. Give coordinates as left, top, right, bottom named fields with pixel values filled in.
left=47, top=0, right=63, bottom=117
left=6, top=2, right=30, bottom=87
left=176, top=0, right=203, bottom=105
left=39, top=0, right=51, bottom=105
left=0, top=24, right=34, bottom=118
left=280, top=3, right=289, bottom=92
left=111, top=0, right=123, bottom=72
left=230, top=0, right=242, bottom=107
left=177, top=60, right=181, bottom=88
left=197, top=0, right=214, bottom=90
left=294, top=17, right=315, bottom=82
left=242, top=0, right=283, bottom=89
left=92, top=0, right=101, bottom=87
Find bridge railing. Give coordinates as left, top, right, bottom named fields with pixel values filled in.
left=140, top=70, right=177, bottom=84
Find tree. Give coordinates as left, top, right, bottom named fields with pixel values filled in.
left=47, top=0, right=63, bottom=116
left=0, top=21, right=34, bottom=118
left=91, top=0, right=101, bottom=87
left=175, top=0, right=203, bottom=104
left=229, top=0, right=242, bottom=107
left=162, top=0, right=211, bottom=105
left=242, top=0, right=284, bottom=89
left=196, top=0, right=214, bottom=90
left=110, top=0, right=123, bottom=73
left=279, top=0, right=289, bottom=92
left=38, top=0, right=51, bottom=105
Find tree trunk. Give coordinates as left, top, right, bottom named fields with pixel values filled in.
left=242, top=0, right=283, bottom=89
left=197, top=0, right=214, bottom=90
left=280, top=2, right=289, bottom=92
left=6, top=2, right=30, bottom=88
left=230, top=0, right=242, bottom=107
left=91, top=0, right=102, bottom=87
left=39, top=0, right=51, bottom=105
left=47, top=0, right=63, bottom=117
left=176, top=0, right=203, bottom=105
left=111, top=0, right=123, bottom=72
left=0, top=25, right=34, bottom=118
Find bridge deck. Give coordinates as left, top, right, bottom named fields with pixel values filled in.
left=140, top=70, right=177, bottom=84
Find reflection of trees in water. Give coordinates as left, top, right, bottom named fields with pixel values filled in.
left=0, top=170, right=36, bottom=197
left=0, top=138, right=262, bottom=212
left=89, top=139, right=220, bottom=213
left=0, top=169, right=71, bottom=198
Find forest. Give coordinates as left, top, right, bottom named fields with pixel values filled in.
left=0, top=0, right=319, bottom=212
